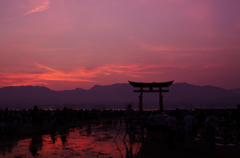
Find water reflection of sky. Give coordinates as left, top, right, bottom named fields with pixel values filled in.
left=0, top=121, right=144, bottom=158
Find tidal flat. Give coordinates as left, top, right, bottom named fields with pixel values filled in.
left=0, top=121, right=144, bottom=158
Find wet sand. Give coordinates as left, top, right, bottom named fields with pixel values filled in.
left=0, top=119, right=144, bottom=158
left=2, top=118, right=240, bottom=158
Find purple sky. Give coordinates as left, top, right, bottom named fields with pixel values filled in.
left=1, top=0, right=240, bottom=90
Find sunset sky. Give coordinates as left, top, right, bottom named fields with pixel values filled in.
left=1, top=0, right=240, bottom=91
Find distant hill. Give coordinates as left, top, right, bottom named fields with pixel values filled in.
left=229, top=88, right=240, bottom=96
left=167, top=83, right=234, bottom=99
left=164, top=83, right=239, bottom=109
left=0, top=83, right=239, bottom=109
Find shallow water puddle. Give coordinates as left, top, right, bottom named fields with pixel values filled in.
left=0, top=121, right=144, bottom=158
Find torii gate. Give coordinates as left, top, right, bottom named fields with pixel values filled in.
left=129, top=81, right=174, bottom=111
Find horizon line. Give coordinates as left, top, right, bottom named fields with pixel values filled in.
left=0, top=82, right=238, bottom=91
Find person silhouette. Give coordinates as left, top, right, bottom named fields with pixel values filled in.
left=205, top=109, right=219, bottom=150
left=183, top=111, right=197, bottom=150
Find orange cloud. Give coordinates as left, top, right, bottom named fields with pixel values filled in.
left=24, top=0, right=50, bottom=16
left=0, top=76, right=47, bottom=87
left=0, top=62, right=187, bottom=88
left=0, top=62, right=98, bottom=88
left=0, top=59, right=192, bottom=90
left=0, top=81, right=47, bottom=87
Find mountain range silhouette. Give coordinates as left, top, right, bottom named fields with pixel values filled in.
left=0, top=82, right=239, bottom=109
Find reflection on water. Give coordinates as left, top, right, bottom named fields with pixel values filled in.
left=29, top=135, right=43, bottom=157
left=0, top=120, right=145, bottom=158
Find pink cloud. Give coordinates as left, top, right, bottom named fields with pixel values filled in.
left=35, top=62, right=57, bottom=72
left=74, top=64, right=160, bottom=78
left=202, top=64, right=222, bottom=69
left=11, top=43, right=78, bottom=52
left=190, top=64, right=223, bottom=71
left=186, top=1, right=210, bottom=22
left=139, top=42, right=240, bottom=52
left=126, top=74, right=145, bottom=78
left=139, top=43, right=183, bottom=51
left=237, top=21, right=240, bottom=28
left=83, top=64, right=186, bottom=77
left=24, top=0, right=50, bottom=16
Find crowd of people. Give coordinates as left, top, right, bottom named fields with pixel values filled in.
left=1, top=105, right=240, bottom=151
left=0, top=106, right=125, bottom=136
left=125, top=104, right=240, bottom=150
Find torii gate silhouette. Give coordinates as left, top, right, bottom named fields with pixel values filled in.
left=129, top=81, right=174, bottom=111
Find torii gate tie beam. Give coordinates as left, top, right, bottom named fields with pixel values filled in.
left=128, top=81, right=174, bottom=111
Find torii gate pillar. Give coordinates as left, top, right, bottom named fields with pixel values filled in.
left=129, top=81, right=174, bottom=111
left=160, top=93, right=163, bottom=111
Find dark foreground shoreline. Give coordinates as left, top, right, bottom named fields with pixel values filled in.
left=134, top=137, right=240, bottom=158
left=1, top=107, right=240, bottom=158
left=2, top=119, right=240, bottom=158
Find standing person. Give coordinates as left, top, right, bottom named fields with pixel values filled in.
left=167, top=111, right=178, bottom=149
left=155, top=110, right=167, bottom=139
left=148, top=111, right=157, bottom=139
left=183, top=111, right=197, bottom=150
left=205, top=109, right=219, bottom=150
left=235, top=104, right=240, bottom=143
left=125, top=104, right=134, bottom=134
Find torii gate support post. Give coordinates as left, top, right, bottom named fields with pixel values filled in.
left=159, top=89, right=163, bottom=111
left=138, top=87, right=143, bottom=111
left=139, top=95, right=143, bottom=111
